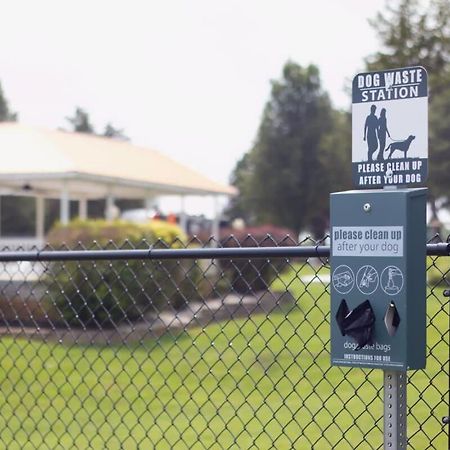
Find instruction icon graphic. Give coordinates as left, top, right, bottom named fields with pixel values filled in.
left=356, top=265, right=379, bottom=295
left=332, top=265, right=355, bottom=294
left=381, top=266, right=404, bottom=295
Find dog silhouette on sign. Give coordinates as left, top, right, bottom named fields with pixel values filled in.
left=386, top=135, right=416, bottom=159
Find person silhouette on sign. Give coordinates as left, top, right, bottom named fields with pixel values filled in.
left=364, top=104, right=378, bottom=161
left=377, top=108, right=390, bottom=161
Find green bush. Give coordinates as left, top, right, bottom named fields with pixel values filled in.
left=45, top=219, right=208, bottom=328
left=46, top=218, right=184, bottom=248
left=219, top=225, right=296, bottom=294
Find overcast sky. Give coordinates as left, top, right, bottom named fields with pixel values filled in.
left=0, top=0, right=388, bottom=215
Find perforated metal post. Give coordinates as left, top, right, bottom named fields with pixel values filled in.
left=384, top=371, right=407, bottom=449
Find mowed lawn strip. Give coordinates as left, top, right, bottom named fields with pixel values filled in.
left=0, top=262, right=447, bottom=449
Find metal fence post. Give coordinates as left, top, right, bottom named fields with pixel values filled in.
left=384, top=371, right=407, bottom=449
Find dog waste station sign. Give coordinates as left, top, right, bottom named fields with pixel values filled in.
left=352, top=66, right=428, bottom=188
left=331, top=65, right=428, bottom=449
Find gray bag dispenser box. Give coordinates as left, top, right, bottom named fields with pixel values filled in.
left=330, top=188, right=427, bottom=370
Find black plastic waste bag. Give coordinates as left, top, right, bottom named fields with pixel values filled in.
left=335, top=299, right=375, bottom=350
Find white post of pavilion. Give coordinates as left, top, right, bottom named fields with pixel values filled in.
left=211, top=195, right=220, bottom=247
left=105, top=192, right=116, bottom=221
left=79, top=198, right=88, bottom=220
left=36, top=196, right=45, bottom=243
left=60, top=182, right=70, bottom=225
left=179, top=195, right=187, bottom=234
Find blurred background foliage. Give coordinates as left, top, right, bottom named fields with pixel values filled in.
left=0, top=0, right=448, bottom=238
left=227, top=0, right=449, bottom=237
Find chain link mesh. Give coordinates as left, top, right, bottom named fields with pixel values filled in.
left=0, top=235, right=448, bottom=449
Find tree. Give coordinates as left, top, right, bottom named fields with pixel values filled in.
left=366, top=0, right=450, bottom=215
left=65, top=107, right=95, bottom=133
left=226, top=153, right=255, bottom=224
left=229, top=62, right=350, bottom=238
left=0, top=81, right=18, bottom=122
left=103, top=123, right=129, bottom=141
left=65, top=108, right=129, bottom=141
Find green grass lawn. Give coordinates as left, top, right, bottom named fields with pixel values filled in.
left=0, top=261, right=447, bottom=449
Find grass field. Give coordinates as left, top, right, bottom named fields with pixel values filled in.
left=0, top=261, right=447, bottom=449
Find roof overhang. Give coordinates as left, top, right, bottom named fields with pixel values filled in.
left=0, top=171, right=238, bottom=199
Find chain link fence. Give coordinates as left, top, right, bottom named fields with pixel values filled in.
left=0, top=235, right=448, bottom=449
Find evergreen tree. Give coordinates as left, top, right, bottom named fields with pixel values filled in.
left=65, top=107, right=95, bottom=133
left=366, top=0, right=450, bottom=214
left=65, top=108, right=129, bottom=141
left=229, top=62, right=350, bottom=238
left=0, top=81, right=18, bottom=122
left=103, top=123, right=129, bottom=141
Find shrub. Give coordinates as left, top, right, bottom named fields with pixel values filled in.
left=0, top=293, right=57, bottom=326
left=45, top=219, right=207, bottom=328
left=219, top=225, right=297, bottom=293
left=46, top=218, right=184, bottom=248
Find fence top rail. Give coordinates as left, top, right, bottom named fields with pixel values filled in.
left=0, top=243, right=447, bottom=262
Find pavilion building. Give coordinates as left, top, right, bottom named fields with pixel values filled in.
left=0, top=123, right=235, bottom=248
